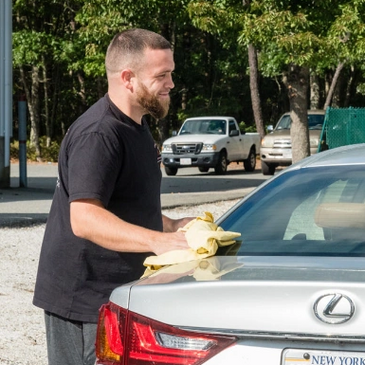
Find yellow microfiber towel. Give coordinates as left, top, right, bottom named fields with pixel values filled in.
left=143, top=257, right=244, bottom=281
left=142, top=212, right=241, bottom=277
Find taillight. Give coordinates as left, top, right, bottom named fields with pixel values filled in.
left=96, top=302, right=236, bottom=365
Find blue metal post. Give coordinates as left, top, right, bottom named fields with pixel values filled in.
left=0, top=0, right=13, bottom=188
left=18, top=99, right=27, bottom=187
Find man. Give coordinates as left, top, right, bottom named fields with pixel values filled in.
left=33, top=28, right=192, bottom=365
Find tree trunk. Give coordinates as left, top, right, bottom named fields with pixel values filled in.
left=344, top=65, right=358, bottom=107
left=42, top=61, right=51, bottom=147
left=310, top=73, right=320, bottom=109
left=20, top=66, right=42, bottom=161
left=77, top=72, right=87, bottom=114
left=248, top=44, right=265, bottom=139
left=30, top=66, right=42, bottom=160
left=158, top=22, right=177, bottom=144
left=283, top=65, right=310, bottom=164
left=332, top=72, right=344, bottom=108
left=50, top=65, right=60, bottom=140
left=324, top=61, right=345, bottom=110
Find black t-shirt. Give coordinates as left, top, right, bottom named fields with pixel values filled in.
left=33, top=94, right=163, bottom=322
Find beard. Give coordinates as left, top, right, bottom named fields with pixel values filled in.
left=136, top=82, right=170, bottom=119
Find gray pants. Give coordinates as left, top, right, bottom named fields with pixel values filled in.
left=44, top=311, right=97, bottom=365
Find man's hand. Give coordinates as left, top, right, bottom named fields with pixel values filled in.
left=153, top=230, right=190, bottom=256
left=162, top=215, right=195, bottom=233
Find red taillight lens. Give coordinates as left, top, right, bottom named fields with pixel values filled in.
left=96, top=302, right=236, bottom=365
left=96, top=303, right=126, bottom=364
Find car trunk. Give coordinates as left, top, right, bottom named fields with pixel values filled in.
left=109, top=256, right=365, bottom=338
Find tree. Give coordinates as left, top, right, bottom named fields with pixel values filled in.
left=323, top=0, right=365, bottom=108
left=11, top=0, right=365, bottom=163
left=238, top=0, right=365, bottom=162
left=74, top=0, right=193, bottom=143
left=13, top=0, right=86, bottom=160
left=187, top=0, right=266, bottom=138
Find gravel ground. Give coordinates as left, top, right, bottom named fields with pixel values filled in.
left=0, top=199, right=239, bottom=365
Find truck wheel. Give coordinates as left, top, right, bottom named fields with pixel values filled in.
left=198, top=167, right=209, bottom=173
left=243, top=147, right=256, bottom=172
left=214, top=152, right=227, bottom=175
left=165, top=166, right=178, bottom=176
left=261, top=160, right=275, bottom=175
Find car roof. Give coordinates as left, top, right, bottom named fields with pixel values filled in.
left=282, top=110, right=325, bottom=116
left=185, top=116, right=233, bottom=120
left=286, top=143, right=365, bottom=171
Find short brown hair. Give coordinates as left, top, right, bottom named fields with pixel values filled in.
left=105, top=28, right=171, bottom=75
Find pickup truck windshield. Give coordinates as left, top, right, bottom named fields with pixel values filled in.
left=179, top=120, right=227, bottom=135
left=276, top=114, right=324, bottom=131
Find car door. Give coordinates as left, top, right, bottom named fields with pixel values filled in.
left=227, top=119, right=242, bottom=160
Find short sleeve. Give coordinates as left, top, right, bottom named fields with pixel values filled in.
left=67, top=132, right=122, bottom=207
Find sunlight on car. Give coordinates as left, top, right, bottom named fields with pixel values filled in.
left=96, top=144, right=365, bottom=365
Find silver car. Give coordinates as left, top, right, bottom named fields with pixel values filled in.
left=96, top=144, right=365, bottom=365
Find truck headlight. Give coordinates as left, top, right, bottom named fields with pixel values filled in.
left=162, top=144, right=172, bottom=153
left=261, top=138, right=273, bottom=148
left=202, top=144, right=217, bottom=151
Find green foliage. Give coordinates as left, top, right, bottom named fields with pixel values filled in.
left=238, top=0, right=365, bottom=76
left=239, top=121, right=257, bottom=133
left=11, top=137, right=61, bottom=163
left=13, top=31, right=53, bottom=66
left=10, top=0, right=365, bottom=161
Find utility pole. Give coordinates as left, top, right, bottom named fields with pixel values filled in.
left=0, top=0, right=13, bottom=188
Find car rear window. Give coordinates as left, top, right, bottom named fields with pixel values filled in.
left=219, top=165, right=365, bottom=257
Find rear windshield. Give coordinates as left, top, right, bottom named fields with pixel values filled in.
left=219, top=165, right=365, bottom=257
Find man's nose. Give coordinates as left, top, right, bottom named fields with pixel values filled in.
left=167, top=74, right=174, bottom=89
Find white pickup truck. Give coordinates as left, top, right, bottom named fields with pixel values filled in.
left=161, top=116, right=261, bottom=175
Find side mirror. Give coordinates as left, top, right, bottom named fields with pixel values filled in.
left=267, top=125, right=274, bottom=132
left=229, top=130, right=239, bottom=137
left=172, top=130, right=177, bottom=136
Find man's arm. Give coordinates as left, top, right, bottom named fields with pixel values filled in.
left=162, top=214, right=194, bottom=233
left=70, top=199, right=190, bottom=256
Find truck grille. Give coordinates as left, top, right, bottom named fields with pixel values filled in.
left=273, top=139, right=291, bottom=148
left=172, top=143, right=203, bottom=155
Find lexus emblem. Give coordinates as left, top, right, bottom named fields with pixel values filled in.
left=313, top=293, right=355, bottom=324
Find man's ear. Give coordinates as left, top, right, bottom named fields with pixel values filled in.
left=121, top=69, right=135, bottom=91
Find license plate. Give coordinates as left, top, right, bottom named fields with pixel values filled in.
left=180, top=158, right=192, bottom=165
left=283, top=349, right=365, bottom=365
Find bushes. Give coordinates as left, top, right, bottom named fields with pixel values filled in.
left=10, top=136, right=61, bottom=162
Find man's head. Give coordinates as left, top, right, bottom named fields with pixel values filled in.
left=106, top=28, right=175, bottom=121
left=105, top=28, right=172, bottom=76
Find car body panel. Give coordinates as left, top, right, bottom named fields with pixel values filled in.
left=99, top=143, right=365, bottom=365
left=162, top=150, right=221, bottom=168
left=290, top=142, right=365, bottom=168
left=162, top=133, right=228, bottom=146
left=110, top=256, right=365, bottom=336
left=202, top=340, right=365, bottom=365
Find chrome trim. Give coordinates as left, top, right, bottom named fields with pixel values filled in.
left=177, top=327, right=365, bottom=344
